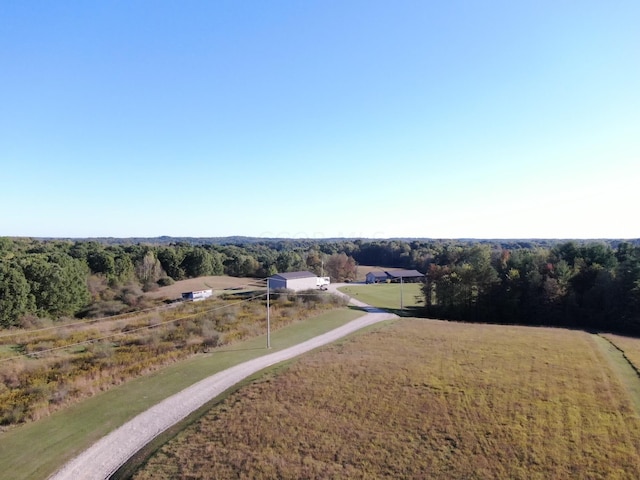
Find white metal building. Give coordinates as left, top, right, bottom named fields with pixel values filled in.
left=268, top=271, right=321, bottom=291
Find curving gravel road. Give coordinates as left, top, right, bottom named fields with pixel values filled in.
left=49, top=287, right=394, bottom=480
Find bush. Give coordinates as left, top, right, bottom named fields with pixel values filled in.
left=118, top=283, right=144, bottom=307
left=157, top=277, right=174, bottom=287
left=142, top=281, right=159, bottom=293
left=202, top=333, right=220, bottom=351
left=80, top=300, right=129, bottom=318
left=271, top=288, right=294, bottom=302
left=19, top=314, right=45, bottom=329
left=299, top=289, right=322, bottom=303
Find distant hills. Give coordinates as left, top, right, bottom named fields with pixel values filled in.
left=27, top=235, right=640, bottom=249
left=32, top=236, right=640, bottom=248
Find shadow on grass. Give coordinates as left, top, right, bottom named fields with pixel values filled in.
left=207, top=346, right=267, bottom=354
left=347, top=305, right=425, bottom=318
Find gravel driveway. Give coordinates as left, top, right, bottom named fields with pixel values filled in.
left=49, top=289, right=394, bottom=480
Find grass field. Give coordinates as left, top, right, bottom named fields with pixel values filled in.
left=339, top=282, right=424, bottom=313
left=0, top=308, right=364, bottom=480
left=134, top=319, right=640, bottom=479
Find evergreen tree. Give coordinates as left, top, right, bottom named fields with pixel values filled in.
left=0, top=260, right=35, bottom=327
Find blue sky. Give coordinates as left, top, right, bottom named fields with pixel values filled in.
left=2, top=1, right=639, bottom=239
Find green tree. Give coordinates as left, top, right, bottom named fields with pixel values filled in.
left=276, top=251, right=305, bottom=273
left=20, top=253, right=90, bottom=318
left=181, top=247, right=221, bottom=277
left=305, top=249, right=327, bottom=276
left=0, top=260, right=35, bottom=327
left=157, top=247, right=185, bottom=280
left=112, top=251, right=135, bottom=284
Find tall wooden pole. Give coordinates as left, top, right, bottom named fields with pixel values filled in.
left=266, top=278, right=271, bottom=349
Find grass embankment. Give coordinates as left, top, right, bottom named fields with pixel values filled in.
left=340, top=283, right=423, bottom=314
left=135, top=319, right=640, bottom=479
left=598, top=334, right=640, bottom=412
left=0, top=307, right=364, bottom=480
left=601, top=334, right=640, bottom=373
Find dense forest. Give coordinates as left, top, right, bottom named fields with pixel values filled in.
left=1, top=237, right=639, bottom=335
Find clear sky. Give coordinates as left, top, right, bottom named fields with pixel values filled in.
left=2, top=1, right=639, bottom=239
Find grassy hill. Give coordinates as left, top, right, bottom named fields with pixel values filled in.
left=133, top=319, right=640, bottom=479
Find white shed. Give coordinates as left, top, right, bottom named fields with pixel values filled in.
left=181, top=289, right=213, bottom=301
left=268, top=271, right=319, bottom=291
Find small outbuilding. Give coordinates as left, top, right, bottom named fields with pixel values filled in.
left=268, top=271, right=323, bottom=291
left=181, top=289, right=213, bottom=301
left=365, top=271, right=390, bottom=284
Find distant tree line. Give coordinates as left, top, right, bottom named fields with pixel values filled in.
left=0, top=238, right=359, bottom=327
left=1, top=237, right=639, bottom=334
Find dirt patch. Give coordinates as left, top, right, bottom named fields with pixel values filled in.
left=144, top=276, right=262, bottom=301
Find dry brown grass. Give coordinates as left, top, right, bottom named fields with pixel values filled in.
left=144, top=276, right=261, bottom=300
left=0, top=291, right=345, bottom=430
left=134, top=319, right=640, bottom=479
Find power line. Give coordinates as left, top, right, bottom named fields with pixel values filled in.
left=0, top=278, right=270, bottom=340
left=0, top=273, right=343, bottom=362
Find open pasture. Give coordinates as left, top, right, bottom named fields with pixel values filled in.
left=134, top=319, right=640, bottom=479
left=340, top=282, right=424, bottom=312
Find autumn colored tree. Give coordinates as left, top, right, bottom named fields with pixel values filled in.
left=325, top=253, right=357, bottom=282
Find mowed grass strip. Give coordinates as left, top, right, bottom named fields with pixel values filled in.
left=340, top=283, right=423, bottom=311
left=601, top=333, right=640, bottom=374
left=598, top=333, right=640, bottom=412
left=0, top=308, right=363, bottom=480
left=134, top=319, right=640, bottom=480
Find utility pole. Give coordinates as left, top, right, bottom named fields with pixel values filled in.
left=266, top=278, right=271, bottom=349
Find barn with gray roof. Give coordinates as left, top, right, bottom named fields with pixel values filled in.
left=366, top=269, right=424, bottom=284
left=268, top=271, right=320, bottom=291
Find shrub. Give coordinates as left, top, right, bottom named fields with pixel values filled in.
left=271, top=288, right=294, bottom=302
left=18, top=314, right=45, bottom=329
left=142, top=281, right=159, bottom=293
left=81, top=300, right=129, bottom=318
left=157, top=277, right=174, bottom=287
